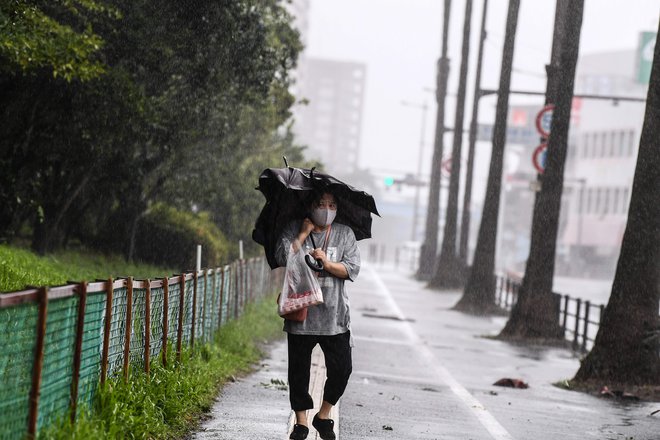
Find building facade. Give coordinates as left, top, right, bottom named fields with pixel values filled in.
left=294, top=58, right=366, bottom=176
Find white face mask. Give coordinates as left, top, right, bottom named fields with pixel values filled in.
left=311, top=207, right=337, bottom=227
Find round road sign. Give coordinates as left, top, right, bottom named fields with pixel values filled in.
left=535, top=104, right=554, bottom=138
left=441, top=156, right=452, bottom=178
left=532, top=143, right=547, bottom=174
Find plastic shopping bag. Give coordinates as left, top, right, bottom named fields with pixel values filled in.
left=277, top=244, right=323, bottom=321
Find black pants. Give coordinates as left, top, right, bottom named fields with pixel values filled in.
left=287, top=331, right=352, bottom=411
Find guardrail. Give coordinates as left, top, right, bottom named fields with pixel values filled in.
left=0, top=257, right=280, bottom=439
left=495, top=274, right=604, bottom=352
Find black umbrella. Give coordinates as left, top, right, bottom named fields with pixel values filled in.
left=252, top=162, right=380, bottom=270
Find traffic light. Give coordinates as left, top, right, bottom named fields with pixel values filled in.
left=384, top=176, right=395, bottom=187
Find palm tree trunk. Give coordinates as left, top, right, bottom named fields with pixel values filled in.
left=429, top=0, right=473, bottom=289
left=417, top=0, right=452, bottom=280
left=455, top=0, right=520, bottom=313
left=574, top=19, right=660, bottom=385
left=500, top=0, right=584, bottom=339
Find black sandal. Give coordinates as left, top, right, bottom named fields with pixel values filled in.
left=312, top=414, right=336, bottom=440
left=289, top=423, right=309, bottom=440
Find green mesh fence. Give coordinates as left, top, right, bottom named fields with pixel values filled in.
left=193, top=275, right=204, bottom=345
left=0, top=257, right=276, bottom=438
left=166, top=282, right=181, bottom=347
left=76, top=292, right=104, bottom=412
left=0, top=303, right=39, bottom=440
left=128, top=288, right=146, bottom=371
left=106, top=287, right=127, bottom=379
left=148, top=286, right=165, bottom=365
left=37, top=296, right=78, bottom=429
left=225, top=265, right=235, bottom=323
left=181, top=278, right=194, bottom=345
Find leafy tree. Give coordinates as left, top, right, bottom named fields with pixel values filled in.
left=0, top=0, right=304, bottom=266
left=573, top=21, right=660, bottom=386
left=0, top=0, right=117, bottom=80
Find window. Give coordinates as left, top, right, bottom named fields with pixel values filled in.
left=586, top=188, right=593, bottom=213
left=593, top=133, right=601, bottom=157
left=582, top=133, right=590, bottom=158
left=609, top=132, right=617, bottom=157
left=627, top=130, right=636, bottom=156
left=602, top=188, right=610, bottom=214
left=613, top=188, right=620, bottom=214
left=595, top=188, right=602, bottom=213
left=578, top=187, right=586, bottom=214
left=622, top=188, right=630, bottom=213
left=617, top=131, right=626, bottom=156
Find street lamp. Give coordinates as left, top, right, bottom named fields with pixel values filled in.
left=401, top=100, right=428, bottom=241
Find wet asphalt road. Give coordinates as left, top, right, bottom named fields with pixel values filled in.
left=194, top=263, right=660, bottom=440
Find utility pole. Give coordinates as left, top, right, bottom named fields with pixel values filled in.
left=459, top=0, right=489, bottom=265
left=417, top=0, right=452, bottom=280
left=430, top=0, right=474, bottom=289
left=401, top=100, right=429, bottom=241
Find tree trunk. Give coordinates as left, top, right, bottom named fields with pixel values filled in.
left=417, top=0, right=452, bottom=280
left=459, top=0, right=489, bottom=266
left=429, top=0, right=473, bottom=290
left=574, top=20, right=660, bottom=385
left=500, top=0, right=584, bottom=339
left=454, top=0, right=520, bottom=314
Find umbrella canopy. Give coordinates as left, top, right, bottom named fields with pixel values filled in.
left=252, top=166, right=379, bottom=269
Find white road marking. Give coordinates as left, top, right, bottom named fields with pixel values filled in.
left=367, top=266, right=515, bottom=440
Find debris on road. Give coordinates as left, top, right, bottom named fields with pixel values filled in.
left=493, top=378, right=529, bottom=388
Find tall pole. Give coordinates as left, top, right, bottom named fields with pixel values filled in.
left=412, top=102, right=428, bottom=241
left=430, top=0, right=473, bottom=288
left=401, top=100, right=429, bottom=241
left=417, top=0, right=452, bottom=280
left=459, top=0, right=489, bottom=265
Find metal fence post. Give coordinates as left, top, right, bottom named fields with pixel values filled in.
left=27, top=287, right=48, bottom=437
left=234, top=263, right=239, bottom=319
left=211, top=269, right=217, bottom=334
left=573, top=298, right=582, bottom=350
left=144, top=280, right=151, bottom=376
left=581, top=300, right=591, bottom=351
left=177, top=274, right=185, bottom=362
left=202, top=270, right=208, bottom=343
left=191, top=271, right=198, bottom=349
left=123, top=277, right=133, bottom=382
left=100, top=278, right=113, bottom=386
left=162, top=277, right=169, bottom=368
left=70, top=282, right=87, bottom=423
left=219, top=268, right=225, bottom=326
left=561, top=295, right=569, bottom=338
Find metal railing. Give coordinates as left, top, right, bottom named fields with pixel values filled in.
left=0, top=256, right=281, bottom=439
left=495, top=274, right=604, bottom=352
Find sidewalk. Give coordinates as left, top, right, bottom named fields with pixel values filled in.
left=194, top=264, right=659, bottom=440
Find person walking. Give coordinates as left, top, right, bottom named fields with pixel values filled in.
left=275, top=190, right=361, bottom=440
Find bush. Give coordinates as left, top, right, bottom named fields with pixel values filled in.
left=135, top=203, right=231, bottom=271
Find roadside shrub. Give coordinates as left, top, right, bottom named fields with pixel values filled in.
left=135, top=203, right=230, bottom=271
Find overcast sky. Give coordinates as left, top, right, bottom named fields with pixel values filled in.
left=302, top=0, right=659, bottom=178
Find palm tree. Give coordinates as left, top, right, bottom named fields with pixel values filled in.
left=574, top=20, right=660, bottom=385
left=429, top=0, right=474, bottom=289
left=453, top=0, right=520, bottom=313
left=499, top=0, right=583, bottom=336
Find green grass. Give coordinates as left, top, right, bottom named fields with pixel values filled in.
left=0, top=245, right=176, bottom=292
left=39, top=295, right=284, bottom=439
